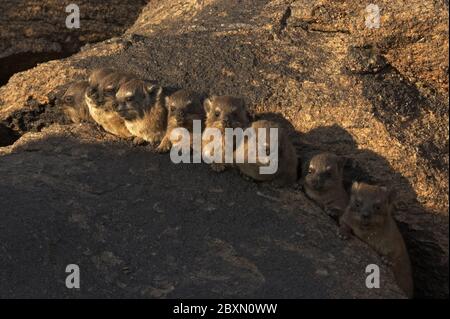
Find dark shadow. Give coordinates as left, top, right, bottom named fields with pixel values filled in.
left=0, top=122, right=20, bottom=146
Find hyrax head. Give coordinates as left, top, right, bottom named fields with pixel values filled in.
left=86, top=68, right=115, bottom=102
left=115, top=79, right=163, bottom=121
left=166, top=90, right=203, bottom=125
left=304, top=152, right=346, bottom=192
left=250, top=120, right=282, bottom=161
left=94, top=72, right=133, bottom=107
left=204, top=96, right=249, bottom=129
left=61, top=81, right=89, bottom=108
left=348, top=182, right=395, bottom=227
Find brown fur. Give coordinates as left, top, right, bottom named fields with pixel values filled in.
left=88, top=68, right=115, bottom=89
left=156, top=89, right=205, bottom=153
left=85, top=69, right=133, bottom=138
left=61, top=81, right=92, bottom=123
left=202, top=96, right=250, bottom=172
left=236, top=120, right=297, bottom=186
left=339, top=182, right=414, bottom=298
left=115, top=79, right=167, bottom=145
left=302, top=152, right=349, bottom=218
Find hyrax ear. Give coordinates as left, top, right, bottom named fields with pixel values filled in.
left=144, top=82, right=161, bottom=95
left=204, top=97, right=214, bottom=114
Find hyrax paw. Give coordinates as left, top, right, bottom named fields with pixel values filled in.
left=381, top=256, right=393, bottom=267
left=132, top=137, right=147, bottom=146
left=211, top=163, right=226, bottom=172
left=156, top=142, right=171, bottom=153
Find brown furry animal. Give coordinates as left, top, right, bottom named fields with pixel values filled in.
left=61, top=81, right=92, bottom=123
left=339, top=182, right=414, bottom=298
left=85, top=68, right=133, bottom=138
left=302, top=152, right=349, bottom=219
left=156, top=89, right=205, bottom=153
left=235, top=120, right=297, bottom=186
left=202, top=96, right=250, bottom=172
left=115, top=79, right=167, bottom=145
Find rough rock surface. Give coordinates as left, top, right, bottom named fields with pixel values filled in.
left=0, top=0, right=448, bottom=298
left=0, top=124, right=403, bottom=298
left=0, top=0, right=148, bottom=85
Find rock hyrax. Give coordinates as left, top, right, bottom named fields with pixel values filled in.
left=61, top=81, right=92, bottom=123
left=236, top=120, right=297, bottom=186
left=302, top=152, right=349, bottom=219
left=85, top=67, right=116, bottom=107
left=202, top=96, right=250, bottom=172
left=339, top=182, right=414, bottom=298
left=115, top=78, right=167, bottom=145
left=85, top=68, right=133, bottom=138
left=156, top=89, right=205, bottom=153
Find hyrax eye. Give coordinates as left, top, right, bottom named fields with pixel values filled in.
left=126, top=96, right=134, bottom=102
left=214, top=110, right=221, bottom=117
left=308, top=168, right=314, bottom=174
left=64, top=96, right=74, bottom=103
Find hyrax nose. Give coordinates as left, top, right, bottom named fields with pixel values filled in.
left=361, top=210, right=371, bottom=218
left=223, top=118, right=231, bottom=127
left=117, top=103, right=126, bottom=111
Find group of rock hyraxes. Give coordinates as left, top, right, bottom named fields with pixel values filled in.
left=60, top=67, right=414, bottom=298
